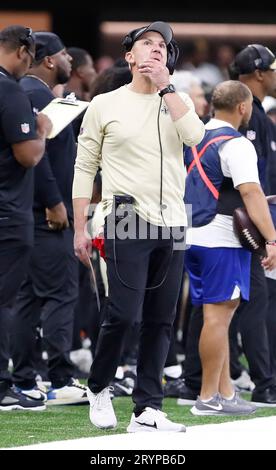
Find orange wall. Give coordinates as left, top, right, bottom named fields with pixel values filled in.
left=0, top=11, right=52, bottom=31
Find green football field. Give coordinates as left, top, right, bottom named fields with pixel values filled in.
left=1, top=397, right=276, bottom=448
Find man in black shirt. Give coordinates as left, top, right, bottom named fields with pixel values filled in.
left=0, top=25, right=52, bottom=410
left=10, top=32, right=87, bottom=405
left=229, top=45, right=276, bottom=404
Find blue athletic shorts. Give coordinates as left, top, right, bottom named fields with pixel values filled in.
left=185, top=245, right=251, bottom=305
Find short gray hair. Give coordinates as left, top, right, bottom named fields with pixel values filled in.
left=211, top=80, right=252, bottom=111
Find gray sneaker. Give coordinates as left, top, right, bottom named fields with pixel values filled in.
left=191, top=392, right=256, bottom=416
left=221, top=391, right=257, bottom=414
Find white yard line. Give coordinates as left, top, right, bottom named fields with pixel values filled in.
left=7, top=416, right=276, bottom=450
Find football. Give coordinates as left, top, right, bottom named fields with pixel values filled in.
left=233, top=207, right=266, bottom=256
left=233, top=195, right=276, bottom=257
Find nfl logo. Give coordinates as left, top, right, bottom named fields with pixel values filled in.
left=21, top=123, right=30, bottom=134
left=246, top=130, right=256, bottom=141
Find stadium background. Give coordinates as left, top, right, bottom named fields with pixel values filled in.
left=1, top=3, right=276, bottom=63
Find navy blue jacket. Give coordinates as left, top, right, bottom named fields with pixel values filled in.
left=239, top=96, right=276, bottom=194
left=20, top=76, right=76, bottom=224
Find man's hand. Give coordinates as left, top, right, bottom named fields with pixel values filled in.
left=46, top=202, right=69, bottom=231
left=74, top=231, right=91, bottom=267
left=138, top=59, right=170, bottom=90
left=261, top=244, right=276, bottom=270
left=36, top=112, right=53, bottom=139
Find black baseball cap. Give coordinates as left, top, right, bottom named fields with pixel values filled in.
left=34, top=31, right=65, bottom=61
left=122, top=21, right=173, bottom=51
left=232, top=44, right=276, bottom=75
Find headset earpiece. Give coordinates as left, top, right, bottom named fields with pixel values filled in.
left=122, top=34, right=134, bottom=52
left=166, top=39, right=179, bottom=75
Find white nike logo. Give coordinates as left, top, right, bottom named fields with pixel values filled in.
left=203, top=402, right=223, bottom=411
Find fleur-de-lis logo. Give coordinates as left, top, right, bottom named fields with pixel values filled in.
left=161, top=105, right=169, bottom=114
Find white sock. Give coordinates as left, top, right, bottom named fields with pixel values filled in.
left=222, top=392, right=235, bottom=400
left=201, top=396, right=215, bottom=403
left=115, top=366, right=124, bottom=380
left=164, top=365, right=182, bottom=379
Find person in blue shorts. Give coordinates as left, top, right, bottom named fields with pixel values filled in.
left=184, top=80, right=276, bottom=415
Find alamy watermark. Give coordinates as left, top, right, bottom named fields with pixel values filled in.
left=84, top=201, right=192, bottom=251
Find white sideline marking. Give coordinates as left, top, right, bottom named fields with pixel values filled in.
left=7, top=416, right=276, bottom=450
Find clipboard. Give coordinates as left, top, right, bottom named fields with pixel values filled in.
left=41, top=93, right=89, bottom=139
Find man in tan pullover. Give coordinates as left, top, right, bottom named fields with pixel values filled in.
left=72, top=21, right=204, bottom=432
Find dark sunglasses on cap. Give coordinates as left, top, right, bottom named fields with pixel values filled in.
left=19, top=27, right=35, bottom=62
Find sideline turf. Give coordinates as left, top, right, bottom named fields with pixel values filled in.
left=1, top=397, right=276, bottom=448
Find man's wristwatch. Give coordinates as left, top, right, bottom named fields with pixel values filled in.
left=159, top=84, right=176, bottom=97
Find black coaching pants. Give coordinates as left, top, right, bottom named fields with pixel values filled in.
left=0, top=224, right=33, bottom=383
left=10, top=224, right=78, bottom=389
left=88, top=215, right=185, bottom=412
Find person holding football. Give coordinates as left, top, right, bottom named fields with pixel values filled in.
left=184, top=80, right=276, bottom=416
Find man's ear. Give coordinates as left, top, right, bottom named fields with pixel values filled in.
left=75, top=67, right=82, bottom=78
left=125, top=51, right=135, bottom=66
left=254, top=69, right=264, bottom=82
left=239, top=101, right=246, bottom=115
left=45, top=56, right=54, bottom=69
left=76, top=66, right=85, bottom=78
left=17, top=45, right=26, bottom=60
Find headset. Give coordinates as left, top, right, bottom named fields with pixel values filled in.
left=122, top=30, right=179, bottom=75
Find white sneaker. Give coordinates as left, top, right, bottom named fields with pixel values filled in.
left=87, top=386, right=117, bottom=429
left=232, top=370, right=255, bottom=392
left=127, top=407, right=186, bottom=433
left=47, top=378, right=88, bottom=405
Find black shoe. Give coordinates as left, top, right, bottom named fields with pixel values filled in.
left=164, top=378, right=187, bottom=398
left=124, top=369, right=137, bottom=382
left=111, top=377, right=134, bottom=397
left=0, top=386, right=46, bottom=411
left=251, top=385, right=276, bottom=407
left=176, top=382, right=199, bottom=405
